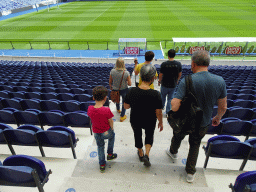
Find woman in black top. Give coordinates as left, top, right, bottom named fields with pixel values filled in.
left=124, top=64, right=163, bottom=167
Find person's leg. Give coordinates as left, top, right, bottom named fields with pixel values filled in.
left=166, top=87, right=175, bottom=114
left=169, top=130, right=187, bottom=155
left=185, top=126, right=209, bottom=175
left=144, top=123, right=156, bottom=157
left=102, top=129, right=115, bottom=155
left=160, top=85, right=168, bottom=110
left=131, top=123, right=143, bottom=151
left=94, top=133, right=106, bottom=165
left=120, top=88, right=128, bottom=117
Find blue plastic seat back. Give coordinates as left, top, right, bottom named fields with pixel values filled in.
left=0, top=109, right=16, bottom=124
left=207, top=122, right=223, bottom=135
left=64, top=112, right=90, bottom=128
left=37, top=130, right=71, bottom=147
left=57, top=93, right=74, bottom=102
left=14, top=111, right=40, bottom=125
left=0, top=123, right=13, bottom=144
left=41, top=93, right=57, bottom=100
left=80, top=101, right=95, bottom=112
left=3, top=155, right=47, bottom=182
left=48, top=126, right=76, bottom=143
left=38, top=112, right=64, bottom=126
left=1, top=98, right=22, bottom=110
left=228, top=108, right=254, bottom=121
left=234, top=171, right=256, bottom=192
left=17, top=125, right=42, bottom=132
left=20, top=99, right=41, bottom=110
left=60, top=101, right=80, bottom=112
left=233, top=100, right=254, bottom=109
left=206, top=135, right=240, bottom=151
left=0, top=166, right=35, bottom=185
left=40, top=100, right=61, bottom=111
left=245, top=138, right=256, bottom=160
left=222, top=120, right=252, bottom=135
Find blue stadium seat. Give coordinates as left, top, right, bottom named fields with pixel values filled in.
left=20, top=99, right=41, bottom=111
left=64, top=112, right=92, bottom=135
left=13, top=110, right=41, bottom=127
left=40, top=100, right=61, bottom=111
left=38, top=111, right=65, bottom=129
left=3, top=125, right=43, bottom=155
left=202, top=135, right=253, bottom=171
left=0, top=155, right=51, bottom=192
left=36, top=126, right=79, bottom=159
left=229, top=171, right=256, bottom=192
left=1, top=98, right=22, bottom=110
left=244, top=138, right=256, bottom=161
left=0, top=123, right=13, bottom=144
left=57, top=93, right=74, bottom=101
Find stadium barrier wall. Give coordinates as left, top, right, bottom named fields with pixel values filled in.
left=1, top=56, right=256, bottom=66
left=0, top=12, right=2, bottom=17
left=11, top=6, right=34, bottom=14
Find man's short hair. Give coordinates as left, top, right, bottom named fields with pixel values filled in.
left=93, top=86, right=108, bottom=101
left=168, top=49, right=176, bottom=58
left=145, top=51, right=155, bottom=61
left=192, top=50, right=210, bottom=67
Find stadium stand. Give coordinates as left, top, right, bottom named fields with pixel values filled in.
left=0, top=0, right=47, bottom=12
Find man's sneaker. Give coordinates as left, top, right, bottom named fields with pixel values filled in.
left=107, top=153, right=117, bottom=161
left=142, top=155, right=151, bottom=167
left=100, top=164, right=105, bottom=173
left=166, top=148, right=178, bottom=160
left=186, top=173, right=196, bottom=183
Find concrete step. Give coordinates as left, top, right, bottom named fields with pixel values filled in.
left=59, top=177, right=215, bottom=192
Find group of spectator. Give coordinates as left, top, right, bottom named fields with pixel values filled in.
left=87, top=50, right=227, bottom=183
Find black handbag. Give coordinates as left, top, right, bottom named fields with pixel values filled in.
left=167, top=75, right=203, bottom=134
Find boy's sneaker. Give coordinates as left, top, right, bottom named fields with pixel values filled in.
left=107, top=153, right=117, bottom=161
left=142, top=155, right=151, bottom=167
left=120, top=115, right=127, bottom=122
left=186, top=173, right=196, bottom=183
left=166, top=148, right=178, bottom=160
left=100, top=164, right=105, bottom=173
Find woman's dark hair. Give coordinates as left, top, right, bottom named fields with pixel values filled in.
left=93, top=86, right=108, bottom=101
left=140, top=64, right=157, bottom=83
left=168, top=49, right=176, bottom=58
left=145, top=51, right=155, bottom=61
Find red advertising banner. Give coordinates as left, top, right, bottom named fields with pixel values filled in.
left=189, top=46, right=205, bottom=54
left=225, top=47, right=241, bottom=55
left=125, top=47, right=139, bottom=55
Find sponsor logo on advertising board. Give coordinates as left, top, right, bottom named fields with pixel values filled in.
left=225, top=47, right=241, bottom=55
left=125, top=47, right=139, bottom=55
left=189, top=46, right=205, bottom=54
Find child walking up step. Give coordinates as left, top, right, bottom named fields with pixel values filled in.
left=87, top=86, right=117, bottom=173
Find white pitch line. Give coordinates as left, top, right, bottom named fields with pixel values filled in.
left=160, top=41, right=164, bottom=57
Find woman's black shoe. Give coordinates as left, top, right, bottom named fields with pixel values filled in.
left=142, top=155, right=151, bottom=167
left=137, top=150, right=144, bottom=162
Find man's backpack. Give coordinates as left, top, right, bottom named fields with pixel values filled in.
left=167, top=74, right=203, bottom=134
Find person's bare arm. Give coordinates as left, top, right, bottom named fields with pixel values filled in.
left=109, top=75, right=113, bottom=90
left=127, top=75, right=132, bottom=86
left=124, top=102, right=130, bottom=109
left=212, top=97, right=227, bottom=126
left=155, top=109, right=163, bottom=125
left=158, top=73, right=163, bottom=86
left=108, top=118, right=114, bottom=129
left=177, top=72, right=182, bottom=83
left=171, top=98, right=182, bottom=112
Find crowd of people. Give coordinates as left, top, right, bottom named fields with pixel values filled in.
left=87, top=50, right=227, bottom=183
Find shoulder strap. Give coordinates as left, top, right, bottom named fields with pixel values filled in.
left=118, top=70, right=125, bottom=91
left=187, top=74, right=199, bottom=104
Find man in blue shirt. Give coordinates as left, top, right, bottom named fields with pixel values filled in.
left=166, top=50, right=227, bottom=183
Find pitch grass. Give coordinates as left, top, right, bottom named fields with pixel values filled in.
left=0, top=0, right=255, bottom=55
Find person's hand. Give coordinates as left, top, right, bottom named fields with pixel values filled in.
left=212, top=116, right=221, bottom=126
left=158, top=81, right=161, bottom=86
left=158, top=123, right=163, bottom=132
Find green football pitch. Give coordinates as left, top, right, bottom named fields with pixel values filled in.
left=0, top=0, right=255, bottom=51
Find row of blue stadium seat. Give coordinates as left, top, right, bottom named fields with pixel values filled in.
left=0, top=123, right=79, bottom=159
left=0, top=98, right=99, bottom=112
left=207, top=119, right=256, bottom=141
left=0, top=108, right=92, bottom=134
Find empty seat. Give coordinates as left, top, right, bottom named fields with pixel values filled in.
left=244, top=138, right=256, bottom=161
left=1, top=98, right=22, bottom=110
left=0, top=123, right=13, bottom=144
left=20, top=99, right=41, bottom=111
left=57, top=93, right=74, bottom=101
left=60, top=101, right=81, bottom=113
left=203, top=135, right=253, bottom=171
left=64, top=112, right=92, bottom=135
left=0, top=155, right=51, bottom=192
left=40, top=100, right=61, bottom=111
left=41, top=93, right=57, bottom=100
left=3, top=125, right=43, bottom=155
left=36, top=126, right=79, bottom=159
left=229, top=171, right=256, bottom=192
left=38, top=111, right=65, bottom=129
left=13, top=110, right=41, bottom=127
left=226, top=108, right=254, bottom=121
